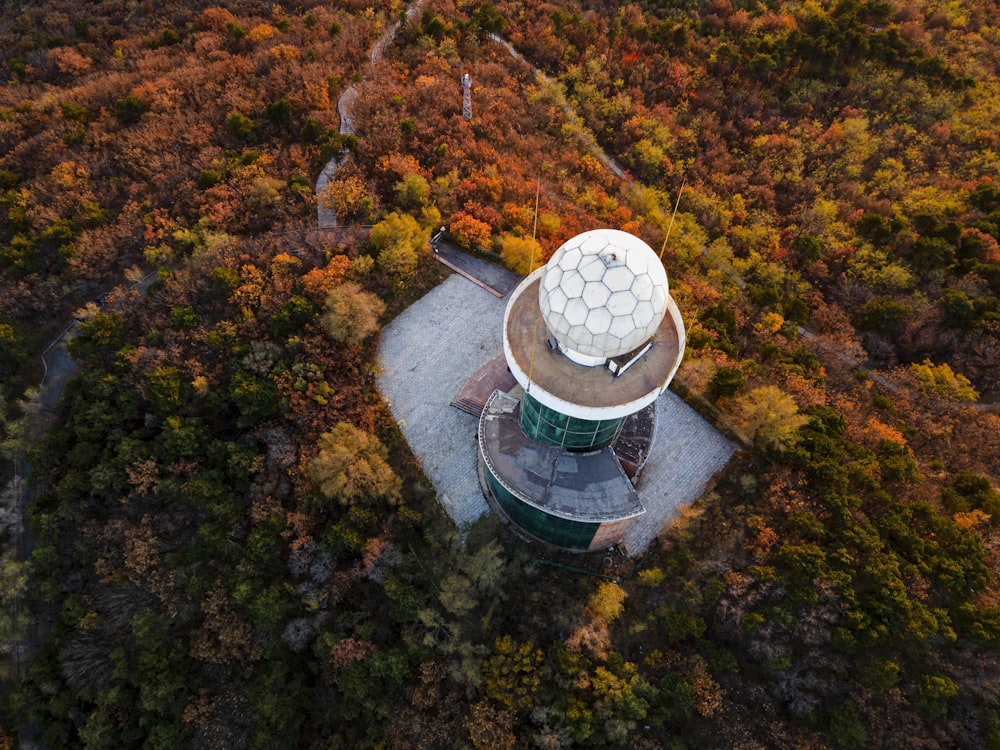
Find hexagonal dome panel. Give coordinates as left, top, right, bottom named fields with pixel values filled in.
left=631, top=273, right=654, bottom=301
left=547, top=286, right=569, bottom=315
left=568, top=326, right=594, bottom=350
left=585, top=306, right=614, bottom=335
left=563, top=297, right=590, bottom=327
left=537, top=229, right=670, bottom=360
left=549, top=313, right=571, bottom=337
left=651, top=285, right=667, bottom=310
left=607, top=290, right=638, bottom=316
left=561, top=269, right=585, bottom=298
left=591, top=332, right=620, bottom=355
left=579, top=257, right=607, bottom=283
left=559, top=246, right=583, bottom=271
left=603, top=265, right=634, bottom=293
left=542, top=266, right=563, bottom=292
left=579, top=233, right=608, bottom=255
left=582, top=281, right=611, bottom=308
left=609, top=315, right=637, bottom=340
left=619, top=328, right=647, bottom=353
left=632, top=300, right=654, bottom=327
left=624, top=249, right=649, bottom=275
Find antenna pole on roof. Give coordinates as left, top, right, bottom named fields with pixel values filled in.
left=659, top=177, right=686, bottom=261
left=526, top=176, right=542, bottom=393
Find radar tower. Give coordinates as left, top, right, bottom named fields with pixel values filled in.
left=478, top=229, right=687, bottom=552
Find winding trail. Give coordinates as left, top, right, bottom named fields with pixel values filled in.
left=487, top=33, right=626, bottom=180
left=315, top=0, right=427, bottom=229
left=3, top=271, right=156, bottom=699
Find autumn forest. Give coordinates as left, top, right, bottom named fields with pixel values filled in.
left=1, top=0, right=1000, bottom=748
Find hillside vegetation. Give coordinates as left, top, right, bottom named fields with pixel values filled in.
left=1, top=1, right=999, bottom=748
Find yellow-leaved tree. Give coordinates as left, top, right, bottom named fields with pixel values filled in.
left=498, top=233, right=542, bottom=275
left=910, top=359, right=979, bottom=402
left=728, top=385, right=808, bottom=450
left=320, top=282, right=386, bottom=347
left=369, top=211, right=430, bottom=289
left=307, top=422, right=401, bottom=508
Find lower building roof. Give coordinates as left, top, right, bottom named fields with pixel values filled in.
left=479, top=391, right=645, bottom=523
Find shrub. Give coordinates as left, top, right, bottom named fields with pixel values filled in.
left=210, top=266, right=240, bottom=293
left=266, top=98, right=294, bottom=127
left=876, top=439, right=920, bottom=483
left=169, top=306, right=201, bottom=332
left=942, top=471, right=1000, bottom=522
left=197, top=169, right=225, bottom=189
left=910, top=359, right=978, bottom=402
left=300, top=117, right=323, bottom=142
left=61, top=102, right=89, bottom=124
left=825, top=701, right=868, bottom=750
left=708, top=366, right=745, bottom=399
left=851, top=296, right=912, bottom=334
left=912, top=674, right=959, bottom=721
left=113, top=94, right=150, bottom=124
left=224, top=112, right=260, bottom=143
left=448, top=212, right=492, bottom=250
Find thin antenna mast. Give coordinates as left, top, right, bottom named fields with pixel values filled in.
left=659, top=177, right=687, bottom=260
left=525, top=177, right=542, bottom=393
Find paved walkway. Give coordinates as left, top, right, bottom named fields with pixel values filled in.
left=377, top=274, right=737, bottom=554
left=626, top=394, right=737, bottom=553
left=433, top=240, right=520, bottom=297
left=377, top=276, right=503, bottom=529
left=315, top=158, right=341, bottom=229
left=315, top=85, right=357, bottom=229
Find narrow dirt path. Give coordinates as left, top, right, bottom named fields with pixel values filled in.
left=487, top=33, right=626, bottom=180
left=2, top=271, right=156, bottom=691
left=315, top=0, right=427, bottom=229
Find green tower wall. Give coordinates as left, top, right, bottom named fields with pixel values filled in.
left=518, top=391, right=623, bottom=451
left=484, top=469, right=598, bottom=551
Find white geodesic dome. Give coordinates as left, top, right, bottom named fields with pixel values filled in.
left=538, top=229, right=669, bottom=362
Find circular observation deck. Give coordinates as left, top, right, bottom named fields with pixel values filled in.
left=503, top=272, right=685, bottom=422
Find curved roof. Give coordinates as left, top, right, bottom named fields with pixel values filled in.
left=539, top=229, right=668, bottom=362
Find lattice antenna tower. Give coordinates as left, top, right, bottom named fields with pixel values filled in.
left=461, top=73, right=472, bottom=120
